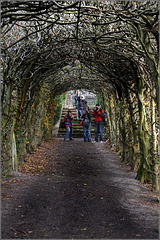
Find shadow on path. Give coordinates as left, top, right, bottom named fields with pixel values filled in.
left=1, top=138, right=159, bottom=239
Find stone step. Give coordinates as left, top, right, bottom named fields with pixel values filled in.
left=61, top=110, right=94, bottom=114
left=60, top=114, right=94, bottom=118
left=59, top=121, right=94, bottom=128
left=58, top=131, right=94, bottom=137
left=63, top=106, right=95, bottom=110
left=58, top=127, right=95, bottom=135
left=57, top=132, right=94, bottom=137
left=57, top=135, right=88, bottom=138
left=59, top=128, right=95, bottom=132
left=62, top=110, right=77, bottom=113
left=61, top=114, right=94, bottom=118
left=57, top=135, right=94, bottom=138
left=60, top=118, right=95, bottom=123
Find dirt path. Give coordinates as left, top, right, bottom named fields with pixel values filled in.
left=1, top=138, right=159, bottom=239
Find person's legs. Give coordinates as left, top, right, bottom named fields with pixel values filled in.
left=83, top=125, right=87, bottom=142
left=76, top=108, right=80, bottom=120
left=69, top=127, right=73, bottom=140
left=64, top=127, right=70, bottom=140
left=79, top=110, right=82, bottom=119
left=88, top=122, right=91, bottom=142
left=99, top=123, right=103, bottom=141
left=78, top=108, right=81, bottom=119
left=76, top=109, right=79, bottom=120
left=95, top=122, right=99, bottom=142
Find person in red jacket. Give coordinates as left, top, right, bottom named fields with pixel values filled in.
left=92, top=104, right=104, bottom=143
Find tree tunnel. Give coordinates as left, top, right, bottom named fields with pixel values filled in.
left=1, top=1, right=159, bottom=192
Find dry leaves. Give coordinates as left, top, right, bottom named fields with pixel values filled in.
left=18, top=140, right=60, bottom=176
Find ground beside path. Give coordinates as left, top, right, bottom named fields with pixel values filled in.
left=1, top=138, right=159, bottom=239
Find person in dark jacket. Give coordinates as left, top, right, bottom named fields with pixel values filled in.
left=64, top=109, right=74, bottom=141
left=81, top=106, right=91, bottom=142
left=92, top=104, right=104, bottom=143
left=73, top=90, right=81, bottom=120
left=79, top=95, right=87, bottom=119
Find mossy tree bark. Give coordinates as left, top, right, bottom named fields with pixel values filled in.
left=151, top=92, right=159, bottom=192
left=136, top=77, right=152, bottom=183
left=2, top=57, right=38, bottom=173
left=104, top=93, right=113, bottom=144
left=119, top=96, right=128, bottom=162
left=126, top=91, right=140, bottom=170
left=114, top=93, right=120, bottom=151
left=1, top=55, right=22, bottom=174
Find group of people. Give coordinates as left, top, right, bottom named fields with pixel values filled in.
left=64, top=90, right=105, bottom=143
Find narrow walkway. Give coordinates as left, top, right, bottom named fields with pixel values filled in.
left=1, top=139, right=159, bottom=239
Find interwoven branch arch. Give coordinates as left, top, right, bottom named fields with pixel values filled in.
left=1, top=0, right=159, bottom=191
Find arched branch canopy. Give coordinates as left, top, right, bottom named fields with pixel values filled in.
left=1, top=0, right=158, bottom=94
left=1, top=1, right=159, bottom=191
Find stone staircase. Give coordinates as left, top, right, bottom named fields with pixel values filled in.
left=57, top=106, right=95, bottom=138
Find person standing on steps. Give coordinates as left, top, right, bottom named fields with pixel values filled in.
left=64, top=109, right=74, bottom=141
left=81, top=106, right=91, bottom=142
left=73, top=90, right=81, bottom=120
left=79, top=95, right=87, bottom=120
left=92, top=104, right=105, bottom=143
